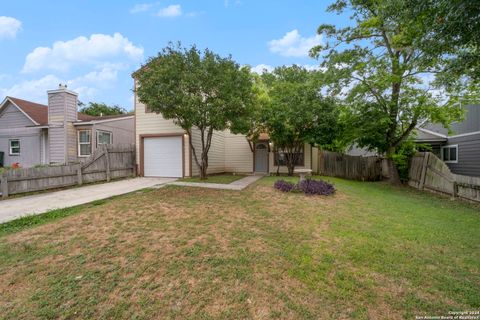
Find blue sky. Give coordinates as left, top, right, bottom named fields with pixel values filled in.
left=0, top=1, right=347, bottom=110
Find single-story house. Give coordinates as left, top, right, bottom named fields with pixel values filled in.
left=0, top=85, right=134, bottom=168
left=416, top=104, right=480, bottom=177
left=134, top=82, right=318, bottom=178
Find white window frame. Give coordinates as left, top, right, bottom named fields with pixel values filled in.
left=78, top=130, right=92, bottom=157
left=96, top=130, right=113, bottom=147
left=9, top=139, right=20, bottom=156
left=441, top=144, right=458, bottom=163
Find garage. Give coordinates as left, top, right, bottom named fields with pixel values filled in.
left=143, top=135, right=183, bottom=177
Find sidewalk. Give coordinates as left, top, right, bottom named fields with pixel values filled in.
left=168, top=175, right=263, bottom=190
left=0, top=177, right=176, bottom=223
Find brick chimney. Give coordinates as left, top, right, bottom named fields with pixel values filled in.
left=47, top=84, right=79, bottom=164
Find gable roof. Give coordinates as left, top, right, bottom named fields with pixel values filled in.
left=2, top=96, right=125, bottom=126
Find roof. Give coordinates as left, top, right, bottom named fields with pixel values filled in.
left=4, top=96, right=129, bottom=126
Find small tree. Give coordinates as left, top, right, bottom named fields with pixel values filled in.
left=79, top=102, right=127, bottom=116
left=135, top=44, right=255, bottom=179
left=261, top=65, right=340, bottom=176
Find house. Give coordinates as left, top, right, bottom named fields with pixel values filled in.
left=416, top=104, right=480, bottom=177
left=134, top=82, right=318, bottom=178
left=0, top=85, right=134, bottom=168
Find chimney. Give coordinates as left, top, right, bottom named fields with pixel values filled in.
left=47, top=84, right=78, bottom=124
left=47, top=84, right=79, bottom=164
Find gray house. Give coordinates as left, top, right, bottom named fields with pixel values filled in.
left=416, top=104, right=480, bottom=177
left=0, top=85, right=134, bottom=168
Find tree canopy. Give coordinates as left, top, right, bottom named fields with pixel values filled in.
left=260, top=65, right=340, bottom=176
left=78, top=102, right=127, bottom=117
left=135, top=44, right=256, bottom=179
left=311, top=0, right=466, bottom=183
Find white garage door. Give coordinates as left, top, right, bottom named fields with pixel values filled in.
left=144, top=136, right=183, bottom=177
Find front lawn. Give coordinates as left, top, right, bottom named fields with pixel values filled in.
left=180, top=173, right=246, bottom=184
left=0, top=176, right=479, bottom=319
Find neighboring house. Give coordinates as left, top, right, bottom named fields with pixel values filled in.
left=0, top=85, right=134, bottom=168
left=134, top=82, right=318, bottom=178
left=416, top=104, right=480, bottom=177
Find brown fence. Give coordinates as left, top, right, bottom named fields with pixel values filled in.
left=408, top=152, right=480, bottom=202
left=316, top=150, right=385, bottom=181
left=0, top=144, right=136, bottom=198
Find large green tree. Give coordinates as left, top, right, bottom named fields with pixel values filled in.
left=135, top=44, right=256, bottom=179
left=78, top=102, right=127, bottom=117
left=261, top=65, right=340, bottom=176
left=311, top=0, right=464, bottom=183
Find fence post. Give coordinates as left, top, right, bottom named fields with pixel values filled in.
left=453, top=181, right=458, bottom=199
left=77, top=165, right=83, bottom=186
left=104, top=145, right=111, bottom=182
left=418, top=153, right=430, bottom=190
left=1, top=174, right=8, bottom=199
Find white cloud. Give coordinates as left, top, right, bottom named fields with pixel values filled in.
left=251, top=64, right=274, bottom=74
left=224, top=0, right=243, bottom=7
left=0, top=67, right=121, bottom=103
left=157, top=4, right=182, bottom=17
left=0, top=16, right=21, bottom=39
left=22, top=33, right=144, bottom=73
left=130, top=3, right=156, bottom=14
left=268, top=30, right=322, bottom=57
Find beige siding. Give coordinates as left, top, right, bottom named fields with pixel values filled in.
left=190, top=129, right=226, bottom=176
left=135, top=97, right=190, bottom=176
left=225, top=131, right=253, bottom=173
left=269, top=143, right=313, bottom=174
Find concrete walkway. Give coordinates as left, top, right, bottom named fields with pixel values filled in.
left=0, top=177, right=176, bottom=224
left=169, top=175, right=263, bottom=191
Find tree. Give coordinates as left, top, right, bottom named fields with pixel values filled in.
left=311, top=0, right=464, bottom=184
left=261, top=65, right=340, bottom=176
left=406, top=0, right=480, bottom=82
left=79, top=102, right=127, bottom=116
left=135, top=44, right=256, bottom=179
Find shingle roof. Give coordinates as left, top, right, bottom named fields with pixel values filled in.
left=5, top=97, right=129, bottom=125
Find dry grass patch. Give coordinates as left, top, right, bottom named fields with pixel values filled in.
left=0, top=176, right=479, bottom=319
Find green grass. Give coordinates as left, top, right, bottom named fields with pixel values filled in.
left=180, top=173, right=246, bottom=184
left=0, top=176, right=478, bottom=319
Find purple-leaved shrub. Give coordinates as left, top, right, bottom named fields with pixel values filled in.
left=274, top=178, right=335, bottom=196
left=273, top=180, right=296, bottom=192
left=297, top=179, right=335, bottom=195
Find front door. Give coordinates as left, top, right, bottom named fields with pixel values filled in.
left=255, top=142, right=268, bottom=173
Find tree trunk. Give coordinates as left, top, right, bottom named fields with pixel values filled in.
left=287, top=163, right=294, bottom=176
left=386, top=148, right=401, bottom=185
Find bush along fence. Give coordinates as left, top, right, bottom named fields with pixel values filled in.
left=408, top=152, right=480, bottom=203
left=316, top=150, right=387, bottom=181
left=0, top=144, right=136, bottom=199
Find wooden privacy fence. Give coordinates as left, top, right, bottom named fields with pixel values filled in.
left=317, top=150, right=385, bottom=181
left=408, top=152, right=480, bottom=202
left=0, top=144, right=136, bottom=199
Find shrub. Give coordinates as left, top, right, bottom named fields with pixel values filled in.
left=274, top=180, right=296, bottom=192
left=274, top=178, right=335, bottom=196
left=298, top=179, right=335, bottom=195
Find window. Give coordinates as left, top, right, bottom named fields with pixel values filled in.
left=9, top=139, right=20, bottom=155
left=274, top=146, right=304, bottom=166
left=441, top=145, right=458, bottom=163
left=97, top=130, right=112, bottom=146
left=78, top=130, right=92, bottom=156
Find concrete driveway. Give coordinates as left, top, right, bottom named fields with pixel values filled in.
left=0, top=177, right=176, bottom=224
